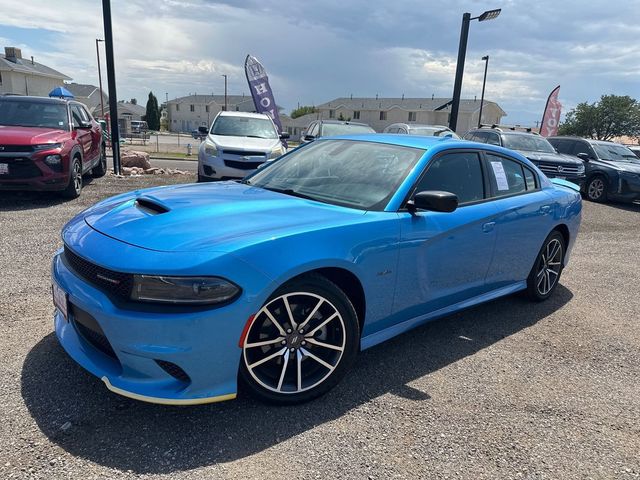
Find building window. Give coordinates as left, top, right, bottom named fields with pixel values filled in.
left=190, top=105, right=195, bottom=112
left=408, top=112, right=417, bottom=122
left=205, top=105, right=209, bottom=113
left=329, top=109, right=335, bottom=119
left=353, top=110, right=360, bottom=119
left=235, top=106, right=240, bottom=111
left=379, top=111, right=387, bottom=121
left=176, top=104, right=180, bottom=111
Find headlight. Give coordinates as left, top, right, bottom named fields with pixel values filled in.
left=131, top=275, right=240, bottom=305
left=577, top=164, right=585, bottom=174
left=269, top=147, right=283, bottom=159
left=34, top=143, right=62, bottom=151
left=203, top=141, right=218, bottom=157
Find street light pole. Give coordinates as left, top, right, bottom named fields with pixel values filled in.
left=101, top=0, right=121, bottom=175
left=222, top=74, right=228, bottom=111
left=95, top=39, right=105, bottom=120
left=448, top=9, right=501, bottom=133
left=478, top=55, right=489, bottom=127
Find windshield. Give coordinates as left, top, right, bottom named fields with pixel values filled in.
left=210, top=116, right=278, bottom=139
left=0, top=100, right=69, bottom=130
left=593, top=143, right=640, bottom=163
left=321, top=123, right=375, bottom=137
left=501, top=134, right=556, bottom=153
left=409, top=127, right=460, bottom=139
left=245, top=139, right=424, bottom=210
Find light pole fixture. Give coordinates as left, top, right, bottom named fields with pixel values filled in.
left=95, top=39, right=105, bottom=120
left=101, top=0, right=122, bottom=175
left=478, top=55, right=489, bottom=127
left=221, top=74, right=228, bottom=111
left=448, top=9, right=501, bottom=133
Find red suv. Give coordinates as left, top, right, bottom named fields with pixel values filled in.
left=0, top=95, right=106, bottom=198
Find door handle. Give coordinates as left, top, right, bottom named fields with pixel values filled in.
left=482, top=221, right=496, bottom=233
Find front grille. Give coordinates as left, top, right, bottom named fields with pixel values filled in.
left=538, top=163, right=582, bottom=175
left=71, top=304, right=117, bottom=359
left=64, top=246, right=133, bottom=300
left=224, top=159, right=264, bottom=170
left=0, top=158, right=41, bottom=179
left=222, top=149, right=267, bottom=157
left=155, top=360, right=191, bottom=384
left=0, top=145, right=34, bottom=153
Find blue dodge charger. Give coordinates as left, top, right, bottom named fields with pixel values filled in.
left=52, top=135, right=582, bottom=405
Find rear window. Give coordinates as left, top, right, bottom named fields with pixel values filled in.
left=321, top=123, right=375, bottom=137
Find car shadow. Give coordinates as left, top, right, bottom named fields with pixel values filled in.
left=0, top=175, right=96, bottom=211
left=21, top=285, right=573, bottom=474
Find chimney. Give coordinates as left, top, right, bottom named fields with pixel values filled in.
left=4, top=47, right=22, bottom=63
left=401, top=93, right=404, bottom=100
left=431, top=94, right=434, bottom=100
left=375, top=93, right=378, bottom=100
left=31, top=56, right=34, bottom=65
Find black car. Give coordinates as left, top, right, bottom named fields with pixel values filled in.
left=301, top=120, right=375, bottom=144
left=548, top=136, right=640, bottom=203
left=463, top=127, right=585, bottom=186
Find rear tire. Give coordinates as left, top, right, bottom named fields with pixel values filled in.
left=526, top=230, right=565, bottom=302
left=239, top=273, right=359, bottom=405
left=61, top=157, right=82, bottom=199
left=91, top=144, right=107, bottom=178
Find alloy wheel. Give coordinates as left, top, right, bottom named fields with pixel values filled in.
left=536, top=238, right=563, bottom=296
left=588, top=178, right=604, bottom=200
left=73, top=161, right=82, bottom=194
left=242, top=292, right=346, bottom=394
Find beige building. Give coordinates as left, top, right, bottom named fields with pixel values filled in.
left=166, top=94, right=258, bottom=133
left=315, top=97, right=506, bottom=134
left=0, top=47, right=70, bottom=96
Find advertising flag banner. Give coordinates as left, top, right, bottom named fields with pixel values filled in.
left=244, top=55, right=286, bottom=145
left=540, top=85, right=562, bottom=137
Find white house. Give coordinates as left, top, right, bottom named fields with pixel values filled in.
left=166, top=94, right=258, bottom=133
left=0, top=47, right=70, bottom=96
left=315, top=97, right=507, bottom=134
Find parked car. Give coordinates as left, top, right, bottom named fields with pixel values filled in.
left=130, top=120, right=148, bottom=135
left=463, top=126, right=585, bottom=186
left=0, top=95, right=106, bottom=198
left=548, top=136, right=640, bottom=203
left=191, top=127, right=207, bottom=141
left=197, top=111, right=289, bottom=182
left=300, top=120, right=375, bottom=144
left=52, top=135, right=581, bottom=405
left=383, top=123, right=460, bottom=139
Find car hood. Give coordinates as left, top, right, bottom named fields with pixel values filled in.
left=516, top=150, right=581, bottom=165
left=0, top=125, right=69, bottom=145
left=207, top=134, right=280, bottom=152
left=83, top=182, right=366, bottom=252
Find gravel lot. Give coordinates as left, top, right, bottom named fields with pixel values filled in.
left=1, top=174, right=639, bottom=479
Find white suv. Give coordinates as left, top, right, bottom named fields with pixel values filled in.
left=197, top=111, right=288, bottom=181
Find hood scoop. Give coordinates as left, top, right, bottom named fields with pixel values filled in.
left=135, top=196, right=170, bottom=215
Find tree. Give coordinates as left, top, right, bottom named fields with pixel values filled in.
left=558, top=94, right=640, bottom=140
left=145, top=92, right=161, bottom=131
left=130, top=98, right=137, bottom=105
left=290, top=105, right=318, bottom=119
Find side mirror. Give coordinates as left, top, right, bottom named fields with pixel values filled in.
left=198, top=126, right=208, bottom=134
left=576, top=153, right=590, bottom=162
left=408, top=190, right=458, bottom=213
left=304, top=135, right=315, bottom=142
left=279, top=132, right=290, bottom=140
left=75, top=121, right=92, bottom=130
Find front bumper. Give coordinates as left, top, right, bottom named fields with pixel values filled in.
left=51, top=233, right=274, bottom=404
left=198, top=151, right=268, bottom=180
left=0, top=154, right=70, bottom=191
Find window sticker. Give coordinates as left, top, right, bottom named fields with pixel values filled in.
left=490, top=161, right=510, bottom=191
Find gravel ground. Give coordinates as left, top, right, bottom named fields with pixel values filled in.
left=0, top=175, right=639, bottom=480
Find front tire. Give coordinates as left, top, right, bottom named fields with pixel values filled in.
left=526, top=230, right=565, bottom=302
left=61, top=157, right=83, bottom=199
left=239, top=274, right=359, bottom=405
left=586, top=175, right=607, bottom=202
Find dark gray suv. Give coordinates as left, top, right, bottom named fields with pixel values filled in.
left=464, top=127, right=585, bottom=187
left=548, top=136, right=640, bottom=203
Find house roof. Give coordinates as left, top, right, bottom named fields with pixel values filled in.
left=64, top=83, right=99, bottom=98
left=167, top=94, right=255, bottom=107
left=0, top=54, right=71, bottom=81
left=318, top=97, right=506, bottom=115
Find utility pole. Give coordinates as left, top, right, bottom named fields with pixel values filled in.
left=95, top=39, right=105, bottom=120
left=101, top=0, right=121, bottom=174
left=222, top=74, right=228, bottom=111
left=478, top=55, right=489, bottom=127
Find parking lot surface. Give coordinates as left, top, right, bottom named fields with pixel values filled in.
left=1, top=175, right=638, bottom=479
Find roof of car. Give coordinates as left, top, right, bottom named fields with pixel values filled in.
left=389, top=123, right=450, bottom=129
left=217, top=111, right=273, bottom=119
left=0, top=95, right=69, bottom=105
left=318, top=133, right=470, bottom=150
left=317, top=120, right=371, bottom=126
left=548, top=136, right=624, bottom=146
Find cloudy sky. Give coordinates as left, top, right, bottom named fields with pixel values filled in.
left=1, top=0, right=639, bottom=125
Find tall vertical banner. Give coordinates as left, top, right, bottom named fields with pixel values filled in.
left=540, top=85, right=562, bottom=137
left=244, top=55, right=286, bottom=146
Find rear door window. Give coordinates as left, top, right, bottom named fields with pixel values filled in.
left=486, top=153, right=532, bottom=197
